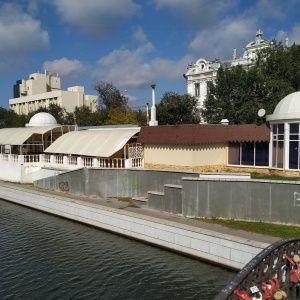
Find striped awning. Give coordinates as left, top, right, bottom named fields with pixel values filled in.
left=44, top=128, right=140, bottom=157
left=0, top=126, right=62, bottom=145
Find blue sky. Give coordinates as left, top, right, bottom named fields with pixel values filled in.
left=0, top=0, right=300, bottom=109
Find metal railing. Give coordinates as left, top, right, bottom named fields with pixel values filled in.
left=215, top=238, right=300, bottom=300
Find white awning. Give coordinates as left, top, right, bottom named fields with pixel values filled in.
left=0, top=126, right=62, bottom=145
left=44, top=128, right=140, bottom=157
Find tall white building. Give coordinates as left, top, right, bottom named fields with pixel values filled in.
left=184, top=30, right=271, bottom=109
left=9, top=72, right=98, bottom=114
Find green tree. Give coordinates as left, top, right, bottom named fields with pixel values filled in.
left=156, top=92, right=200, bottom=125
left=74, top=106, right=106, bottom=126
left=203, top=42, right=300, bottom=124
left=47, top=103, right=68, bottom=125
left=94, top=81, right=128, bottom=109
left=133, top=109, right=147, bottom=126
left=0, top=107, right=24, bottom=128
left=203, top=65, right=269, bottom=124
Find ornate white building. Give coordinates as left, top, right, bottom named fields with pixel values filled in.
left=9, top=72, right=98, bottom=114
left=184, top=30, right=271, bottom=109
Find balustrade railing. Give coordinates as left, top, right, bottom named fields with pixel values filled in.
left=42, top=154, right=51, bottom=163
left=69, top=156, right=77, bottom=166
left=11, top=154, right=19, bottom=163
left=1, top=153, right=143, bottom=169
left=54, top=155, right=64, bottom=165
left=24, top=155, right=40, bottom=163
left=2, top=154, right=9, bottom=161
left=132, top=157, right=143, bottom=168
left=215, top=238, right=300, bottom=300
left=83, top=157, right=93, bottom=167
left=97, top=158, right=124, bottom=168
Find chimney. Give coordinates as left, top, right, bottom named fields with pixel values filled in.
left=149, top=84, right=158, bottom=126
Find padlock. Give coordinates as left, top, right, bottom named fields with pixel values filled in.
left=273, top=290, right=287, bottom=299
left=269, top=277, right=279, bottom=292
left=233, top=289, right=252, bottom=300
left=261, top=282, right=273, bottom=300
left=285, top=255, right=300, bottom=283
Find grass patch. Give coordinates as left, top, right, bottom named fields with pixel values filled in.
left=117, top=197, right=140, bottom=209
left=196, top=218, right=300, bottom=239
left=250, top=172, right=300, bottom=181
left=117, top=197, right=133, bottom=203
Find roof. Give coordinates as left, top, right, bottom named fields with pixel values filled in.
left=44, top=127, right=140, bottom=157
left=0, top=126, right=63, bottom=145
left=267, top=91, right=300, bottom=122
left=27, top=112, right=58, bottom=127
left=137, top=124, right=270, bottom=145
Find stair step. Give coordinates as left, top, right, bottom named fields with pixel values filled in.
left=132, top=196, right=148, bottom=202
left=164, top=184, right=182, bottom=189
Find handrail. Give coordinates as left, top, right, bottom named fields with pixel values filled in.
left=0, top=153, right=144, bottom=169
left=215, top=238, right=300, bottom=299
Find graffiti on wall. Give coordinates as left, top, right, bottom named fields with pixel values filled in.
left=59, top=182, right=69, bottom=192
left=294, top=192, right=300, bottom=206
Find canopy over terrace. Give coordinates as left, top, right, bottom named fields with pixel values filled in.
left=0, top=125, right=76, bottom=154
left=44, top=127, right=141, bottom=158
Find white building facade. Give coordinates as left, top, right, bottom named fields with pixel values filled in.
left=184, top=30, right=271, bottom=109
left=9, top=72, right=98, bottom=114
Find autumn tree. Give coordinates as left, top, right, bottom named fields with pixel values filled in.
left=156, top=92, right=200, bottom=125
left=104, top=107, right=138, bottom=125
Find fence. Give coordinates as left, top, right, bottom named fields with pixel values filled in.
left=0, top=153, right=143, bottom=170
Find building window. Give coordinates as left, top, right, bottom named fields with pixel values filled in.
left=228, top=141, right=268, bottom=167
left=272, top=124, right=284, bottom=168
left=194, top=83, right=200, bottom=97
left=289, top=124, right=300, bottom=169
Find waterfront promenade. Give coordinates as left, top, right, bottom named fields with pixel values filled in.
left=0, top=181, right=279, bottom=270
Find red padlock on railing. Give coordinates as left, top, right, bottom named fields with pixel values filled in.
left=285, top=255, right=300, bottom=283
left=233, top=289, right=252, bottom=300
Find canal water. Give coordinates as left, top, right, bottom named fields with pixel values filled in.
left=0, top=199, right=236, bottom=299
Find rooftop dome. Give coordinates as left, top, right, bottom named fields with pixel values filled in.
left=26, top=112, right=58, bottom=127
left=266, top=91, right=300, bottom=122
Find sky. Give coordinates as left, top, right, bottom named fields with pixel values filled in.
left=0, top=0, right=300, bottom=110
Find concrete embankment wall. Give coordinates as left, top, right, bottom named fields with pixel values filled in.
left=34, top=168, right=300, bottom=225
left=34, top=168, right=197, bottom=198
left=0, top=161, right=62, bottom=183
left=182, top=177, right=300, bottom=225
left=0, top=184, right=268, bottom=270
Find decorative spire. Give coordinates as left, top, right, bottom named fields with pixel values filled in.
left=255, top=29, right=263, bottom=43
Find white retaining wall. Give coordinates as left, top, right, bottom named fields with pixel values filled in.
left=0, top=184, right=270, bottom=270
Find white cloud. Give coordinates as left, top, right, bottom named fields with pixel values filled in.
left=188, top=17, right=258, bottom=60
left=93, top=29, right=194, bottom=90
left=43, top=57, right=88, bottom=78
left=52, top=0, right=140, bottom=36
left=0, top=3, right=49, bottom=69
left=93, top=42, right=155, bottom=89
left=289, top=25, right=300, bottom=45
left=133, top=27, right=148, bottom=43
